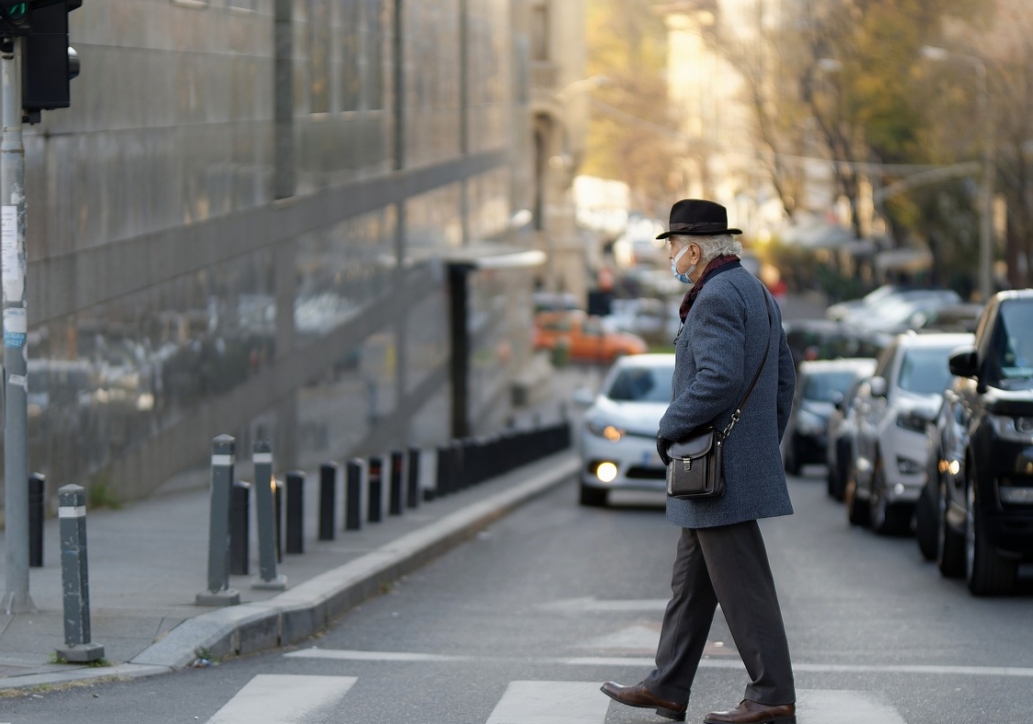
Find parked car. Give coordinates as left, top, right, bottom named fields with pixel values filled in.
left=823, top=358, right=878, bottom=499
left=575, top=354, right=674, bottom=506
left=922, top=289, right=1033, bottom=595
left=534, top=311, right=648, bottom=364
left=782, top=358, right=878, bottom=476
left=782, top=319, right=883, bottom=369
left=826, top=286, right=961, bottom=327
left=844, top=331, right=974, bottom=535
left=606, top=297, right=679, bottom=345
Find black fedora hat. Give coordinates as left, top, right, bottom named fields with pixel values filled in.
left=656, top=199, right=742, bottom=239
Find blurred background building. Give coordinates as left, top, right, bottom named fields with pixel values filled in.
left=0, top=0, right=587, bottom=512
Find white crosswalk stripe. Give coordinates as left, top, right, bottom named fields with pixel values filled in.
left=799, top=689, right=907, bottom=724
left=205, top=674, right=357, bottom=724
left=210, top=671, right=915, bottom=724
left=486, top=681, right=611, bottom=724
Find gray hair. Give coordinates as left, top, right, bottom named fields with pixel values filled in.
left=671, top=234, right=742, bottom=265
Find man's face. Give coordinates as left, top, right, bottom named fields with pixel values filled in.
left=667, top=237, right=699, bottom=268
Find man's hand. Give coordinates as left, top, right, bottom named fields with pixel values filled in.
left=656, top=433, right=673, bottom=466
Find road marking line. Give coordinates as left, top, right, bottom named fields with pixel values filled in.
left=486, top=681, right=611, bottom=724
left=798, top=689, right=906, bottom=724
left=285, top=648, right=1033, bottom=677
left=285, top=648, right=471, bottom=663
left=206, top=674, right=356, bottom=724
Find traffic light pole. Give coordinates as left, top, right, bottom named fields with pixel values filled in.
left=1, top=35, right=34, bottom=614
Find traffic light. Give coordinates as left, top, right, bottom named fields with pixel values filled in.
left=0, top=0, right=31, bottom=35
left=21, top=0, right=80, bottom=123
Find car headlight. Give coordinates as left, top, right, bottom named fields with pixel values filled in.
left=896, top=456, right=924, bottom=476
left=896, top=410, right=930, bottom=434
left=585, top=420, right=625, bottom=442
left=989, top=414, right=1033, bottom=443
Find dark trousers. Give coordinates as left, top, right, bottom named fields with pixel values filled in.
left=644, top=520, right=795, bottom=706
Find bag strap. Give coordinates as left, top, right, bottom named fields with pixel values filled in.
left=722, top=293, right=775, bottom=438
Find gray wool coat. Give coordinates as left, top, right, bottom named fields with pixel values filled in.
left=658, top=263, right=796, bottom=528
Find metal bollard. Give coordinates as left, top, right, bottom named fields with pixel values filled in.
left=28, top=473, right=45, bottom=568
left=252, top=441, right=287, bottom=590
left=197, top=436, right=241, bottom=606
left=229, top=481, right=250, bottom=576
left=435, top=444, right=451, bottom=498
left=406, top=447, right=421, bottom=509
left=345, top=459, right=363, bottom=531
left=285, top=471, right=304, bottom=554
left=318, top=462, right=337, bottom=540
left=274, top=478, right=283, bottom=563
left=368, top=456, right=383, bottom=523
left=55, top=485, right=105, bottom=662
left=389, top=451, right=404, bottom=516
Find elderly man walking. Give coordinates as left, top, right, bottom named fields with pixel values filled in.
left=601, top=199, right=798, bottom=724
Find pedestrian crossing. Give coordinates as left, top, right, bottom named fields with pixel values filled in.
left=202, top=673, right=909, bottom=724
left=205, top=675, right=357, bottom=724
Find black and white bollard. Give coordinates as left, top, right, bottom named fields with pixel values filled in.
left=318, top=462, right=337, bottom=541
left=197, top=436, right=241, bottom=606
left=252, top=441, right=287, bottom=590
left=285, top=471, right=304, bottom=554
left=56, top=485, right=105, bottom=663
left=28, top=473, right=45, bottom=568
left=368, top=456, right=383, bottom=523
left=229, top=480, right=250, bottom=576
left=389, top=451, right=404, bottom=516
left=406, top=447, right=421, bottom=509
left=344, top=459, right=363, bottom=531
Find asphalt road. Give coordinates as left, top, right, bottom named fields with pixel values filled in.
left=5, top=468, right=1033, bottom=724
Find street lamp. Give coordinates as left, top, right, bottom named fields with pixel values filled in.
left=921, top=45, right=994, bottom=302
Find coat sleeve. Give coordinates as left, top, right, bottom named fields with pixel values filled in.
left=658, top=290, right=746, bottom=440
left=775, top=321, right=796, bottom=442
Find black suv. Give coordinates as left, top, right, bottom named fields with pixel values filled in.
left=923, top=290, right=1033, bottom=595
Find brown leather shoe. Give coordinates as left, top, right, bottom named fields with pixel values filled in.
left=600, top=681, right=687, bottom=721
left=703, top=699, right=796, bottom=724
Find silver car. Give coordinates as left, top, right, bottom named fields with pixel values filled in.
left=576, top=354, right=674, bottom=506
left=846, top=331, right=974, bottom=534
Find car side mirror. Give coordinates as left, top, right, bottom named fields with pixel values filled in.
left=868, top=376, right=888, bottom=398
left=832, top=392, right=845, bottom=411
left=948, top=346, right=979, bottom=378
left=572, top=387, right=596, bottom=406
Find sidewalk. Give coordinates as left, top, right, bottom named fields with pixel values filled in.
left=0, top=364, right=594, bottom=692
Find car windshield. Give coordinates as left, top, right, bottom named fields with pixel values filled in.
left=897, top=347, right=954, bottom=395
left=993, top=301, right=1033, bottom=385
left=803, top=371, right=859, bottom=403
left=606, top=366, right=673, bottom=403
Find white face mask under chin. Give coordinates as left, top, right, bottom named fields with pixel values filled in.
left=670, top=244, right=694, bottom=284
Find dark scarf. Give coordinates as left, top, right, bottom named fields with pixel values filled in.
left=678, top=255, right=741, bottom=321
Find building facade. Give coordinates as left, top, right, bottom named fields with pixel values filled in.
left=1, top=0, right=559, bottom=510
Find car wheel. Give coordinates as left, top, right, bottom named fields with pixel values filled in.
left=936, top=478, right=965, bottom=578
left=831, top=437, right=851, bottom=501
left=784, top=437, right=800, bottom=476
left=845, top=477, right=869, bottom=527
left=869, top=453, right=909, bottom=535
left=915, top=479, right=938, bottom=561
left=965, top=481, right=1017, bottom=596
left=579, top=483, right=608, bottom=508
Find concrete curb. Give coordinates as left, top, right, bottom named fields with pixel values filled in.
left=120, top=454, right=578, bottom=670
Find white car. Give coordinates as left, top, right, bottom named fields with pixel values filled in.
left=846, top=331, right=974, bottom=534
left=576, top=354, right=674, bottom=506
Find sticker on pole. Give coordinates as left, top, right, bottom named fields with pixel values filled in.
left=3, top=307, right=26, bottom=348
left=1, top=205, right=18, bottom=281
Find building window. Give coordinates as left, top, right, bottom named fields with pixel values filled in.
left=309, top=0, right=331, bottom=113
left=342, top=0, right=361, bottom=111
left=531, top=5, right=548, bottom=61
